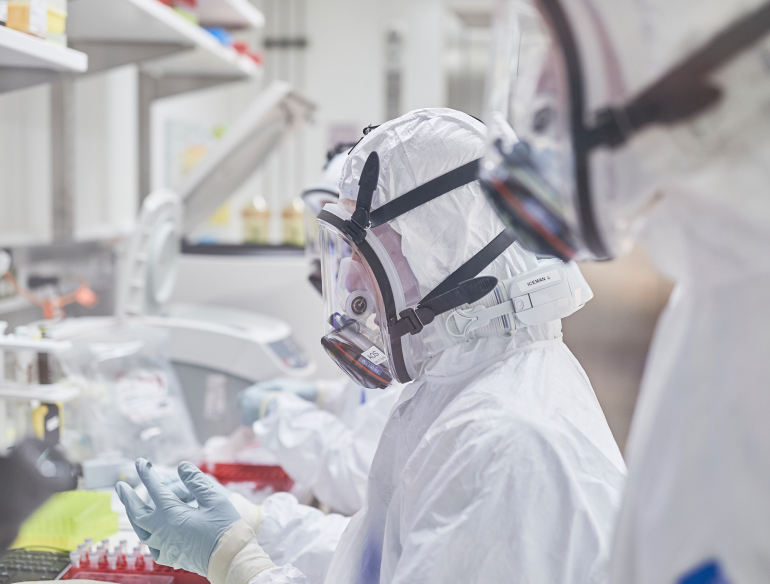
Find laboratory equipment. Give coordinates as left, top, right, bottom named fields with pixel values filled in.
left=28, top=84, right=315, bottom=444
left=0, top=436, right=77, bottom=551
left=198, top=461, right=293, bottom=494
left=13, top=490, right=118, bottom=551
left=47, top=189, right=313, bottom=444
left=62, top=548, right=208, bottom=584
left=0, top=324, right=79, bottom=452
left=0, top=548, right=70, bottom=583
left=81, top=457, right=135, bottom=490
left=178, top=81, right=314, bottom=235
left=54, top=320, right=200, bottom=466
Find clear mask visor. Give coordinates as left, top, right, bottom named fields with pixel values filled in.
left=318, top=218, right=397, bottom=388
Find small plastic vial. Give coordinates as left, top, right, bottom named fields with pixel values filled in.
left=88, top=550, right=98, bottom=566
left=69, top=550, right=81, bottom=568
left=135, top=554, right=145, bottom=571
left=102, top=539, right=111, bottom=551
left=84, top=538, right=94, bottom=548
left=144, top=554, right=154, bottom=572
left=97, top=546, right=107, bottom=568
left=77, top=544, right=87, bottom=561
left=126, top=553, right=136, bottom=571
left=107, top=552, right=117, bottom=570
left=119, top=540, right=128, bottom=555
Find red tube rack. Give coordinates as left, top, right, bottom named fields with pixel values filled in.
left=199, top=462, right=294, bottom=493
left=62, top=559, right=208, bottom=584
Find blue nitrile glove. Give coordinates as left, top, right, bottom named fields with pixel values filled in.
left=115, top=459, right=241, bottom=577
left=166, top=472, right=231, bottom=504
left=236, top=379, right=318, bottom=425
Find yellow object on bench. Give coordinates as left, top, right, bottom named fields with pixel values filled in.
left=13, top=490, right=118, bottom=551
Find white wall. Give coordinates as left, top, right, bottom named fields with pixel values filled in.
left=73, top=65, right=139, bottom=241
left=0, top=85, right=52, bottom=246
left=0, top=66, right=139, bottom=246
left=302, top=0, right=446, bottom=183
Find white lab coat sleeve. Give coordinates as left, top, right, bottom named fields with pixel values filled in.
left=314, top=377, right=350, bottom=417
left=386, top=417, right=620, bottom=584
left=247, top=565, right=310, bottom=584
left=254, top=492, right=349, bottom=584
left=253, top=391, right=395, bottom=515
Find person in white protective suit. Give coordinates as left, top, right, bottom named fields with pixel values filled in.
left=479, top=1, right=770, bottom=582
left=116, top=108, right=626, bottom=584
left=237, top=145, right=407, bottom=516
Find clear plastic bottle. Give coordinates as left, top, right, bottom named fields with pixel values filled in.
left=242, top=196, right=271, bottom=244
left=282, top=199, right=306, bottom=247
left=69, top=550, right=80, bottom=569
left=45, top=0, right=67, bottom=46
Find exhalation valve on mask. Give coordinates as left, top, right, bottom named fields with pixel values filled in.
left=345, top=290, right=375, bottom=320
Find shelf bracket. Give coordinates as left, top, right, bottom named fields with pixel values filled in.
left=68, top=41, right=192, bottom=74
left=0, top=67, right=69, bottom=94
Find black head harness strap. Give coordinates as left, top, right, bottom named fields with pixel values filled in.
left=327, top=147, right=519, bottom=379
left=346, top=151, right=380, bottom=244
left=370, top=159, right=481, bottom=227
left=583, top=1, right=770, bottom=149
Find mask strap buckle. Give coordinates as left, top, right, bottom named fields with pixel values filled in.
left=345, top=151, right=380, bottom=244
left=390, top=276, right=499, bottom=338
left=446, top=300, right=519, bottom=339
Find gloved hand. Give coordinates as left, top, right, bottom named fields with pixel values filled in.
left=237, top=379, right=319, bottom=425
left=166, top=472, right=231, bottom=504
left=115, top=459, right=241, bottom=577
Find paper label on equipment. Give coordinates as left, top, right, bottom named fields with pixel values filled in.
left=204, top=373, right=228, bottom=421
left=517, top=269, right=561, bottom=293
left=362, top=346, right=388, bottom=365
left=46, top=415, right=59, bottom=432
left=115, top=371, right=172, bottom=424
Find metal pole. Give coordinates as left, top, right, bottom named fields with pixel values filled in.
left=137, top=71, right=156, bottom=206
left=50, top=79, right=75, bottom=242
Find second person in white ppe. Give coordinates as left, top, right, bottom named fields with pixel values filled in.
left=117, top=108, right=626, bottom=584
left=237, top=146, right=406, bottom=516
left=479, top=0, right=770, bottom=582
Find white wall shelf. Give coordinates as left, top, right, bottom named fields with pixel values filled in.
left=197, top=0, right=265, bottom=30
left=68, top=0, right=261, bottom=79
left=0, top=26, right=88, bottom=93
left=0, top=382, right=80, bottom=403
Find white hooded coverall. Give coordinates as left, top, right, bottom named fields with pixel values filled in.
left=213, top=109, right=626, bottom=584
left=253, top=380, right=403, bottom=515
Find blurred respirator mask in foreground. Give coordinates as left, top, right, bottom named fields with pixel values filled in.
left=480, top=0, right=770, bottom=261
